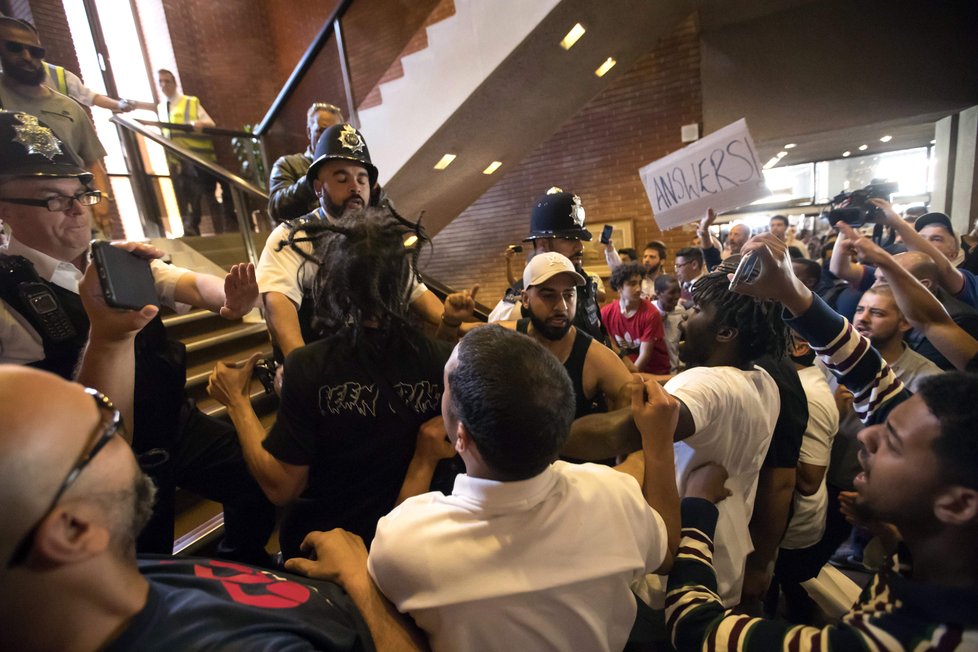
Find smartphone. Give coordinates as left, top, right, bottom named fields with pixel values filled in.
left=91, top=241, right=160, bottom=310
left=728, top=251, right=760, bottom=291
left=600, top=224, right=614, bottom=245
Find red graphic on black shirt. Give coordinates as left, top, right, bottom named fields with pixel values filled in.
left=194, top=559, right=312, bottom=609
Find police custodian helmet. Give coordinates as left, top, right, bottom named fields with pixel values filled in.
left=306, top=123, right=379, bottom=190
left=0, top=111, right=92, bottom=183
left=523, top=187, right=592, bottom=242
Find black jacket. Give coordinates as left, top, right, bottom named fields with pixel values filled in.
left=268, top=152, right=318, bottom=223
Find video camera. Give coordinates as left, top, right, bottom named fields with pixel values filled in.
left=827, top=181, right=898, bottom=227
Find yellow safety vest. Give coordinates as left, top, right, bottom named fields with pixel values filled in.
left=160, top=96, right=217, bottom=161
left=44, top=62, right=68, bottom=96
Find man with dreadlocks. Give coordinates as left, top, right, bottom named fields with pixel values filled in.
left=564, top=255, right=786, bottom=608
left=209, top=205, right=454, bottom=561
left=256, top=123, right=444, bottom=361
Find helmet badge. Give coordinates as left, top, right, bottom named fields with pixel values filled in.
left=12, top=113, right=63, bottom=161
left=338, top=124, right=365, bottom=155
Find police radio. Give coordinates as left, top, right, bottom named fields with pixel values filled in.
left=0, top=255, right=78, bottom=343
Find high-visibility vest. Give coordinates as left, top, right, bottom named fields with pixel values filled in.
left=158, top=96, right=217, bottom=162
left=44, top=62, right=68, bottom=96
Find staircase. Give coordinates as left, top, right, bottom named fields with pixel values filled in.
left=158, top=231, right=280, bottom=556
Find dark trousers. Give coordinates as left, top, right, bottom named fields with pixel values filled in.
left=172, top=168, right=237, bottom=236
left=137, top=400, right=275, bottom=566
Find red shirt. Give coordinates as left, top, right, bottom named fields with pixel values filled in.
left=600, top=299, right=670, bottom=374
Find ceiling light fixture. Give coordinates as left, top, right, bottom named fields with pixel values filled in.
left=762, top=156, right=782, bottom=170
left=483, top=161, right=502, bottom=175
left=842, top=151, right=851, bottom=157
left=784, top=143, right=797, bottom=149
left=858, top=144, right=868, bottom=151
left=930, top=139, right=936, bottom=145
left=433, top=154, right=457, bottom=170
left=777, top=151, right=788, bottom=158
left=403, top=235, right=418, bottom=247
left=595, top=57, right=616, bottom=77
left=879, top=135, right=892, bottom=143
left=560, top=23, right=585, bottom=50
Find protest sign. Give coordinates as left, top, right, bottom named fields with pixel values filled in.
left=639, top=118, right=769, bottom=230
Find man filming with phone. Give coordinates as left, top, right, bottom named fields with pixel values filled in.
left=0, top=110, right=274, bottom=565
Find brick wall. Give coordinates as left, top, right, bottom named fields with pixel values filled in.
left=422, top=14, right=703, bottom=305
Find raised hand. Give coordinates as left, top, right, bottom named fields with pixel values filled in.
left=221, top=262, right=259, bottom=320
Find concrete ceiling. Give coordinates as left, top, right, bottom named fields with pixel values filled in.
left=383, top=0, right=962, bottom=234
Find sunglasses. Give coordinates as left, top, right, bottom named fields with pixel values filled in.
left=2, top=40, right=45, bottom=60
left=6, top=388, right=124, bottom=568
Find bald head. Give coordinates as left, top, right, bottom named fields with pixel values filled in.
left=895, top=251, right=939, bottom=285
left=0, top=366, right=149, bottom=566
left=726, top=223, right=751, bottom=254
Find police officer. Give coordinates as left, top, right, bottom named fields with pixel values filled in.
left=489, top=188, right=607, bottom=343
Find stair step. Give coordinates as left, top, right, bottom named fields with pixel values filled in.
left=184, top=322, right=269, bottom=354
left=185, top=341, right=275, bottom=389
left=162, top=308, right=216, bottom=329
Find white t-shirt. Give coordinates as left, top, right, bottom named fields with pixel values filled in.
left=638, top=365, right=779, bottom=608
left=0, top=236, right=188, bottom=365
left=257, top=221, right=427, bottom=307
left=368, top=461, right=668, bottom=652
left=781, top=365, right=840, bottom=550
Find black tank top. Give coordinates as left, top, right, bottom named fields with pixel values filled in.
left=516, top=319, right=594, bottom=418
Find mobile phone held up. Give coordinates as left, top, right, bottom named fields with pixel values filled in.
left=728, top=251, right=761, bottom=291
left=600, top=224, right=614, bottom=245
left=91, top=241, right=160, bottom=311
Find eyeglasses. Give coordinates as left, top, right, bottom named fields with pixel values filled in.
left=2, top=40, right=45, bottom=60
left=674, top=260, right=694, bottom=268
left=6, top=388, right=123, bottom=568
left=0, top=190, right=102, bottom=212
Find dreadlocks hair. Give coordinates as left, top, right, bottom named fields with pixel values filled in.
left=276, top=202, right=429, bottom=348
left=691, top=257, right=788, bottom=363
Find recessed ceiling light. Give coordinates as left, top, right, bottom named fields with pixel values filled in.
left=879, top=135, right=892, bottom=143
left=842, top=151, right=851, bottom=157
left=560, top=23, right=585, bottom=50
left=858, top=144, right=868, bottom=151
left=433, top=154, right=457, bottom=170
left=762, top=156, right=782, bottom=170
left=403, top=235, right=418, bottom=247
left=483, top=161, right=502, bottom=175
left=930, top=139, right=936, bottom=145
left=784, top=143, right=797, bottom=149
left=595, top=57, right=616, bottom=77
left=777, top=151, right=788, bottom=158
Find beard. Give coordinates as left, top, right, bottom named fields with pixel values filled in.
left=529, top=309, right=572, bottom=341
left=115, top=472, right=158, bottom=557
left=322, top=192, right=365, bottom=219
left=5, top=61, right=46, bottom=85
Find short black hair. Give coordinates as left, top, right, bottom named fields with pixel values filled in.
left=644, top=241, right=667, bottom=260
left=610, top=262, right=645, bottom=292
left=792, top=258, right=822, bottom=286
left=654, top=273, right=679, bottom=294
left=770, top=214, right=789, bottom=226
left=157, top=68, right=176, bottom=81
left=448, top=326, right=575, bottom=481
left=692, top=257, right=788, bottom=363
left=916, top=373, right=978, bottom=490
left=618, top=247, right=638, bottom=262
left=675, top=247, right=704, bottom=265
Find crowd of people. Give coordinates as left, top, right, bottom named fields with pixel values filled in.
left=2, top=14, right=978, bottom=651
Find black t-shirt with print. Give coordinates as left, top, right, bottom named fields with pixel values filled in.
left=105, top=556, right=373, bottom=651
left=265, top=328, right=453, bottom=558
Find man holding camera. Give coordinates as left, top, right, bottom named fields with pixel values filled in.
left=0, top=110, right=273, bottom=563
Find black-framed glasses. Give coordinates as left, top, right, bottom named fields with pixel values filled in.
left=6, top=388, right=123, bottom=568
left=2, top=40, right=45, bottom=60
left=674, top=260, right=694, bottom=269
left=0, top=190, right=102, bottom=213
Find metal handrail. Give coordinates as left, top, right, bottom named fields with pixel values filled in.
left=111, top=114, right=268, bottom=199
left=253, top=0, right=354, bottom=136
left=133, top=118, right=255, bottom=139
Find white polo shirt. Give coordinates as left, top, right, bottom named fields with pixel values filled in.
left=368, top=461, right=668, bottom=652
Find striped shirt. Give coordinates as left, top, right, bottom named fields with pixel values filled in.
left=665, top=294, right=978, bottom=650
left=667, top=499, right=978, bottom=651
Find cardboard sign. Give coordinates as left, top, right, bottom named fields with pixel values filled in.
left=639, top=118, right=769, bottom=230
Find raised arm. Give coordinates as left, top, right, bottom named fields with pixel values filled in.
left=174, top=263, right=259, bottom=320
left=630, top=376, right=681, bottom=573
left=829, top=222, right=869, bottom=286
left=851, top=232, right=978, bottom=371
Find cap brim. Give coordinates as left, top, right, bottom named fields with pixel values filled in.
left=914, top=212, right=954, bottom=233
left=523, top=229, right=592, bottom=242
left=0, top=164, right=92, bottom=184
left=526, top=269, right=587, bottom=287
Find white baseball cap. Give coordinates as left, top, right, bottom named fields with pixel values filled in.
left=523, top=252, right=587, bottom=288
